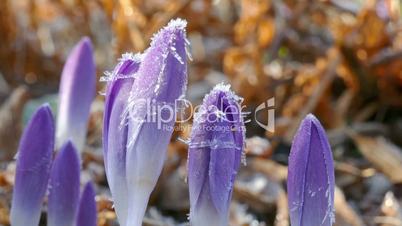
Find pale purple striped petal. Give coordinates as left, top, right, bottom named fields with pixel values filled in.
left=76, top=182, right=97, bottom=226
left=124, top=18, right=188, bottom=226
left=102, top=53, right=141, bottom=224
left=287, top=114, right=335, bottom=226
left=57, top=37, right=96, bottom=152
left=10, top=104, right=54, bottom=226
left=47, top=141, right=80, bottom=226
left=188, top=84, right=245, bottom=226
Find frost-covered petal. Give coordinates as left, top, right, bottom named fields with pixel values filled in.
left=76, top=182, right=97, bottom=226
left=128, top=19, right=187, bottom=104
left=103, top=53, right=141, bottom=171
left=124, top=19, right=188, bottom=226
left=57, top=37, right=96, bottom=152
left=10, top=104, right=54, bottom=226
left=102, top=53, right=141, bottom=224
left=187, top=123, right=211, bottom=214
left=208, top=87, right=244, bottom=215
left=287, top=114, right=335, bottom=226
left=188, top=84, right=245, bottom=226
left=47, top=141, right=80, bottom=226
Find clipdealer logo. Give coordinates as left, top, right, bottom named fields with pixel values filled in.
left=124, top=97, right=275, bottom=132
left=254, top=97, right=275, bottom=133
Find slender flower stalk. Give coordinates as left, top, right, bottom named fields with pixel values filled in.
left=188, top=84, right=245, bottom=226
left=123, top=18, right=188, bottom=226
left=10, top=104, right=54, bottom=226
left=57, top=37, right=96, bottom=152
left=47, top=141, right=80, bottom=226
left=287, top=114, right=335, bottom=226
left=76, top=182, right=97, bottom=226
left=102, top=53, right=141, bottom=224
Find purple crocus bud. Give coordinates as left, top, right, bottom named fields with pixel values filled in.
left=188, top=84, right=245, bottom=226
left=47, top=141, right=80, bottom=226
left=287, top=114, right=335, bottom=226
left=57, top=37, right=96, bottom=152
left=10, top=104, right=54, bottom=226
left=76, top=182, right=97, bottom=226
left=123, top=18, right=188, bottom=226
left=102, top=53, right=141, bottom=224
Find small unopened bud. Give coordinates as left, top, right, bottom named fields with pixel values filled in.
left=287, top=114, right=335, bottom=226
left=188, top=84, right=246, bottom=226
left=57, top=37, right=96, bottom=152
left=10, top=104, right=54, bottom=226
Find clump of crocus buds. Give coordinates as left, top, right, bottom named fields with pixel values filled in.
left=188, top=83, right=245, bottom=226
left=287, top=114, right=335, bottom=226
left=11, top=105, right=98, bottom=226
left=47, top=141, right=97, bottom=226
left=11, top=37, right=98, bottom=226
left=9, top=19, right=338, bottom=226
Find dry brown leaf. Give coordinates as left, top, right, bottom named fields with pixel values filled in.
left=248, top=158, right=288, bottom=182
left=334, top=187, right=365, bottom=226
left=275, top=189, right=289, bottom=226
left=350, top=134, right=402, bottom=183
left=0, top=86, right=30, bottom=160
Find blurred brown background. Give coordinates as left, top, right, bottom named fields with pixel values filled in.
left=1, top=0, right=402, bottom=225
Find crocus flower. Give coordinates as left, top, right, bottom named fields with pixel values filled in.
left=287, top=114, right=335, bottom=226
left=57, top=37, right=96, bottom=152
left=188, top=84, right=245, bottom=226
left=119, top=18, right=188, bottom=226
left=102, top=18, right=188, bottom=226
left=103, top=53, right=141, bottom=224
left=10, top=104, right=54, bottom=226
left=47, top=141, right=80, bottom=226
left=76, top=182, right=97, bottom=226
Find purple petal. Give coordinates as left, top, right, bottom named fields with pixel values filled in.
left=124, top=18, right=189, bottom=226
left=103, top=53, right=141, bottom=171
left=10, top=104, right=54, bottom=226
left=102, top=53, right=141, bottom=224
left=287, top=114, right=335, bottom=226
left=47, top=141, right=80, bottom=226
left=76, top=182, right=97, bottom=226
left=188, top=84, right=245, bottom=226
left=190, top=180, right=226, bottom=226
left=57, top=37, right=96, bottom=152
left=125, top=117, right=177, bottom=226
left=128, top=19, right=188, bottom=104
left=188, top=142, right=210, bottom=216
